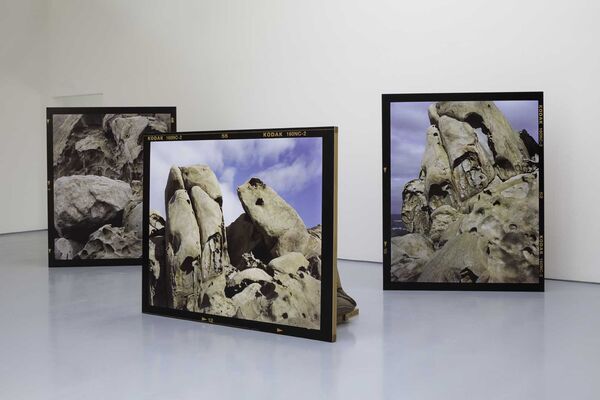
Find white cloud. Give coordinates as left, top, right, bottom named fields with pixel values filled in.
left=254, top=156, right=321, bottom=195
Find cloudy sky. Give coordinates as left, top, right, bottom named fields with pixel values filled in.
left=391, top=100, right=539, bottom=214
left=149, top=137, right=323, bottom=228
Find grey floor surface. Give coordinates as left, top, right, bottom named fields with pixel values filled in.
left=0, top=231, right=599, bottom=399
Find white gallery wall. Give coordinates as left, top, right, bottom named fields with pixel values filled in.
left=1, top=0, right=599, bottom=282
left=0, top=0, right=48, bottom=233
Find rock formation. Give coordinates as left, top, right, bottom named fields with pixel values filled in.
left=391, top=101, right=540, bottom=284
left=149, top=166, right=334, bottom=329
left=52, top=112, right=171, bottom=260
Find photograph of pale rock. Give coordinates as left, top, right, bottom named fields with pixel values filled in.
left=147, top=137, right=327, bottom=329
left=52, top=113, right=172, bottom=260
left=390, top=101, right=541, bottom=283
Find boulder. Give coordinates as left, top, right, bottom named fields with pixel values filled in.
left=189, top=186, right=229, bottom=280
left=418, top=232, right=488, bottom=283
left=149, top=210, right=166, bottom=237
left=180, top=165, right=223, bottom=206
left=165, top=189, right=202, bottom=310
left=401, top=178, right=429, bottom=234
left=54, top=238, right=83, bottom=260
left=268, top=252, right=310, bottom=275
left=226, top=213, right=266, bottom=267
left=54, top=175, right=132, bottom=240
left=164, top=166, right=185, bottom=208
left=437, top=115, right=495, bottom=201
left=231, top=268, right=321, bottom=329
left=237, top=177, right=310, bottom=257
left=390, top=234, right=434, bottom=282
left=436, top=101, right=530, bottom=180
left=77, top=224, right=141, bottom=259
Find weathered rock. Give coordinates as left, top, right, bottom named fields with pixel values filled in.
left=436, top=101, right=530, bottom=180
left=149, top=210, right=165, bottom=237
left=52, top=114, right=82, bottom=165
left=55, top=128, right=118, bottom=180
left=148, top=235, right=168, bottom=307
left=393, top=102, right=540, bottom=285
left=189, top=186, right=229, bottom=281
left=401, top=178, right=429, bottom=234
left=180, top=165, right=223, bottom=206
left=165, top=189, right=201, bottom=310
left=164, top=166, right=185, bottom=208
left=130, top=180, right=143, bottom=202
left=427, top=103, right=440, bottom=125
left=429, top=205, right=460, bottom=247
left=418, top=232, right=488, bottom=283
left=196, top=270, right=236, bottom=316
left=420, top=125, right=456, bottom=211
left=54, top=238, right=83, bottom=260
left=77, top=225, right=141, bottom=259
left=390, top=234, right=434, bottom=282
left=519, top=129, right=540, bottom=162
left=238, top=252, right=269, bottom=272
left=305, top=224, right=322, bottom=258
left=268, top=252, right=310, bottom=275
left=228, top=268, right=273, bottom=286
left=307, top=256, right=321, bottom=280
left=458, top=172, right=540, bottom=283
left=226, top=213, right=267, bottom=267
left=437, top=115, right=495, bottom=201
left=54, top=114, right=168, bottom=182
left=54, top=175, right=132, bottom=240
left=237, top=178, right=310, bottom=257
left=231, top=268, right=321, bottom=329
left=108, top=115, right=148, bottom=164
left=123, top=201, right=143, bottom=238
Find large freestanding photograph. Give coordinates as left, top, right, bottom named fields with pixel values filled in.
left=383, top=93, right=544, bottom=291
left=142, top=127, right=338, bottom=341
left=47, top=107, right=176, bottom=267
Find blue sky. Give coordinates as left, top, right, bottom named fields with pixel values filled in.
left=391, top=100, right=539, bottom=214
left=150, top=137, right=323, bottom=228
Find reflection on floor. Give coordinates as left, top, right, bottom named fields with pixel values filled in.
left=0, top=230, right=599, bottom=400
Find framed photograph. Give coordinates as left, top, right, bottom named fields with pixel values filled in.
left=47, top=107, right=176, bottom=267
left=142, top=127, right=337, bottom=342
left=383, top=93, right=544, bottom=291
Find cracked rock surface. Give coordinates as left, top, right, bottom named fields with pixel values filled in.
left=392, top=101, right=540, bottom=283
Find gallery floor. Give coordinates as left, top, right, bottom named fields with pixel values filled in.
left=1, top=231, right=599, bottom=400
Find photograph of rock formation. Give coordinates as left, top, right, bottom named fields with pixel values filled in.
left=390, top=100, right=541, bottom=285
left=147, top=137, right=328, bottom=329
left=50, top=110, right=174, bottom=262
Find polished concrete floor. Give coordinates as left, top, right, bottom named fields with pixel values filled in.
left=0, top=230, right=599, bottom=399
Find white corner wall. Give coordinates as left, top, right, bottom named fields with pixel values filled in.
left=0, top=0, right=49, bottom=234
left=2, top=0, right=599, bottom=282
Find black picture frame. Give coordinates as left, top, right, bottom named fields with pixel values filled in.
left=142, top=127, right=337, bottom=342
left=382, top=92, right=544, bottom=291
left=47, top=106, right=177, bottom=267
